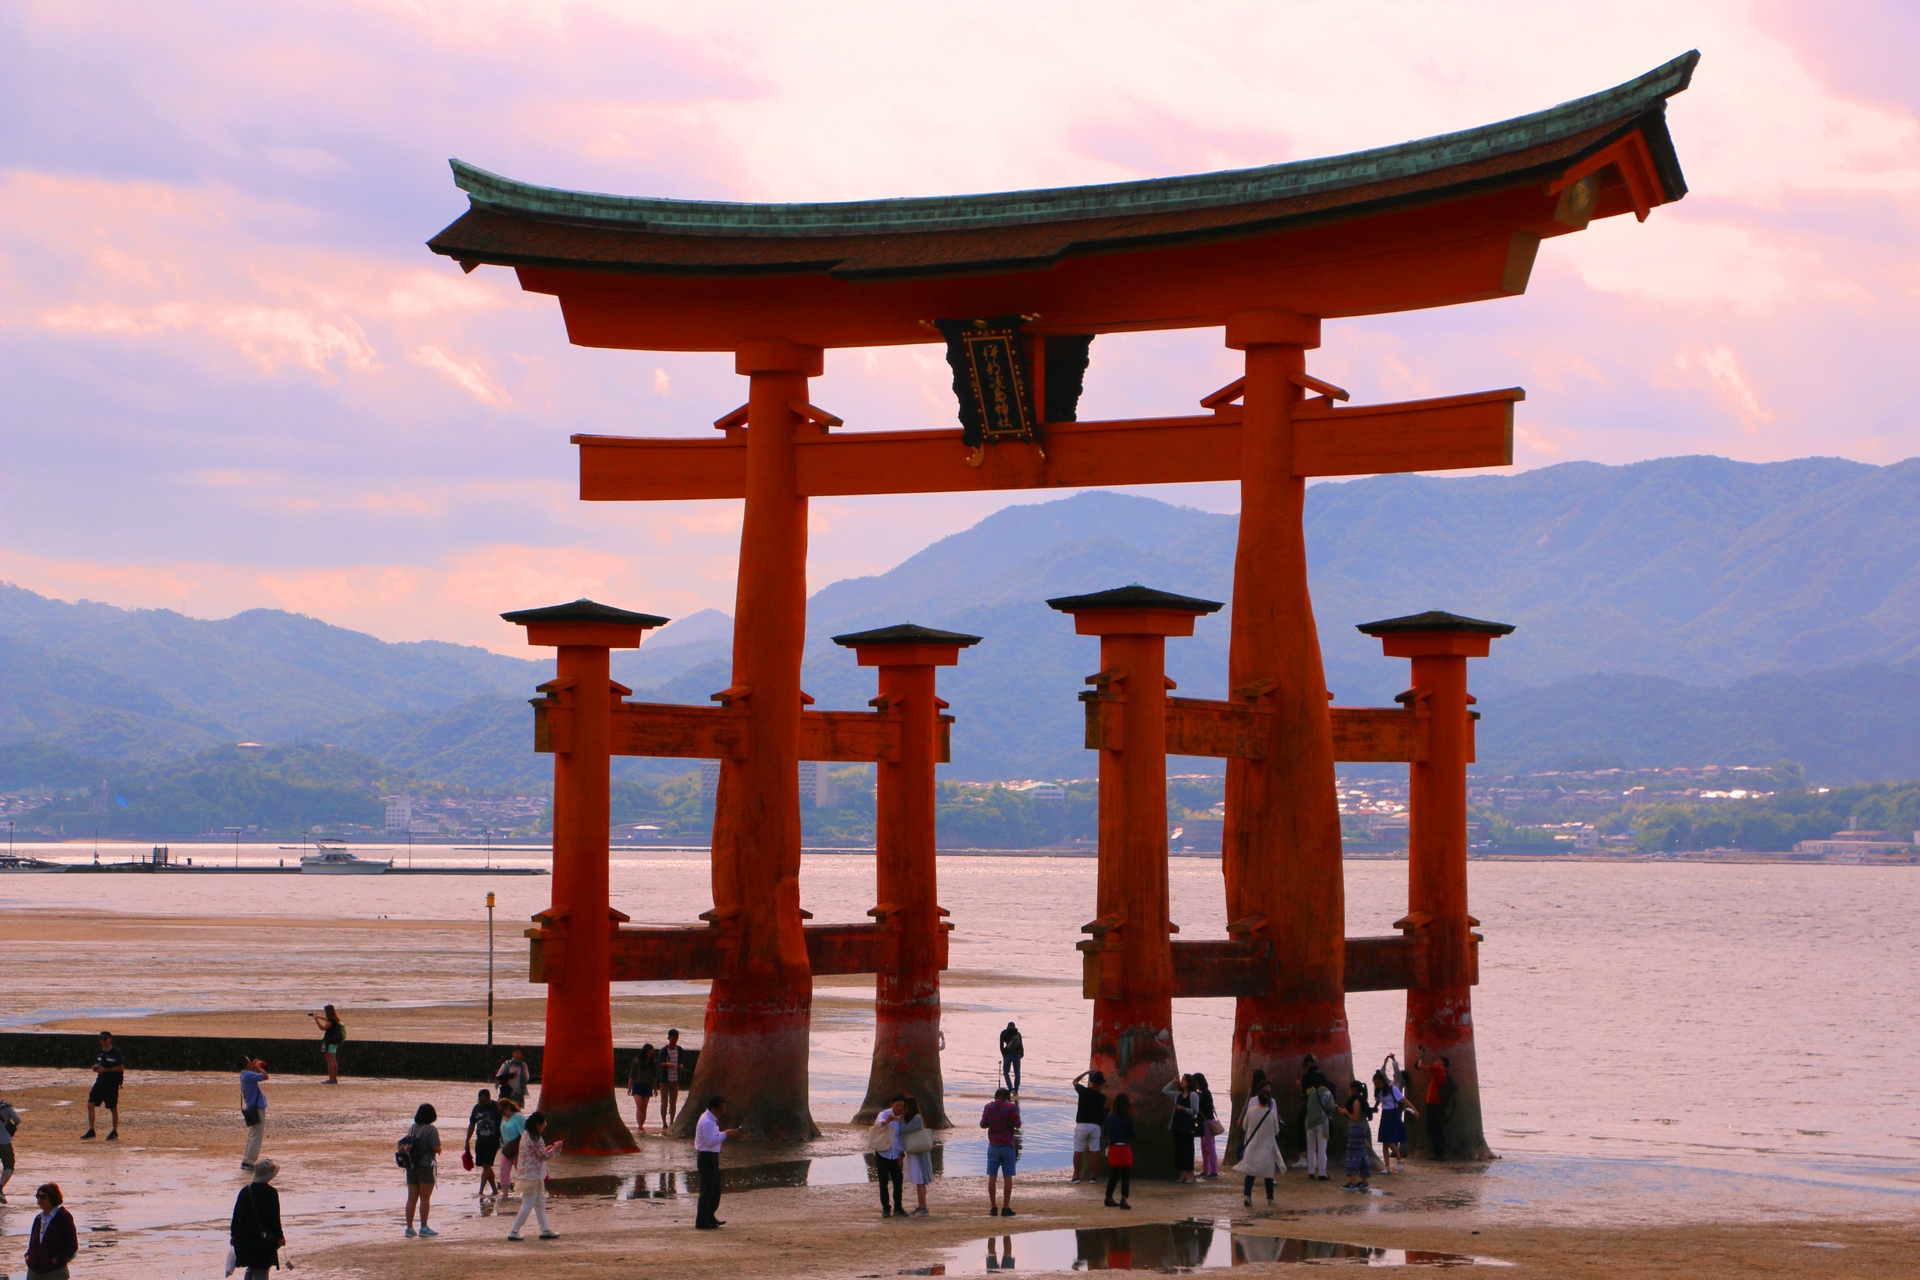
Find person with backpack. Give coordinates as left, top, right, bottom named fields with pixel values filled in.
left=1415, top=1046, right=1452, bottom=1161
left=1233, top=1077, right=1285, bottom=1206
left=238, top=1056, right=268, bottom=1171
left=998, top=1023, right=1024, bottom=1093
left=0, top=1092, right=19, bottom=1203
left=398, top=1103, right=442, bottom=1237
left=466, top=1087, right=502, bottom=1198
left=1101, top=1093, right=1136, bottom=1209
left=1301, top=1075, right=1335, bottom=1181
left=506, top=1111, right=561, bottom=1241
left=229, top=1158, right=285, bottom=1279
left=1341, top=1081, right=1375, bottom=1191
left=494, top=1048, right=531, bottom=1107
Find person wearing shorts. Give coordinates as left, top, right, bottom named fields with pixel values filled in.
left=980, top=1087, right=1021, bottom=1217
left=1070, top=1069, right=1107, bottom=1183
left=0, top=1095, right=18, bottom=1202
left=466, top=1088, right=501, bottom=1198
left=83, top=1031, right=123, bottom=1140
left=401, top=1103, right=441, bottom=1237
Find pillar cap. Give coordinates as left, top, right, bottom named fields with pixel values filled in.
left=1046, top=584, right=1223, bottom=615
left=1355, top=609, right=1513, bottom=637
left=502, top=598, right=668, bottom=649
left=831, top=622, right=983, bottom=648
left=502, top=598, right=670, bottom=628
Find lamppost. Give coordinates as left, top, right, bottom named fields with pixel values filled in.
left=227, top=826, right=241, bottom=868
left=485, top=826, right=493, bottom=870
left=486, top=891, right=497, bottom=1048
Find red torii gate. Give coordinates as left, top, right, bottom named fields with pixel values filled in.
left=433, top=53, right=1696, bottom=1151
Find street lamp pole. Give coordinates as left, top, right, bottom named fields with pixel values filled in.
left=486, top=891, right=496, bottom=1048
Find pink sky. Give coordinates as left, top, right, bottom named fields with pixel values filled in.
left=3, top=0, right=1917, bottom=653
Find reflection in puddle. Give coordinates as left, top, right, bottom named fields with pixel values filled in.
left=920, top=1221, right=1506, bottom=1272
left=546, top=1151, right=897, bottom=1200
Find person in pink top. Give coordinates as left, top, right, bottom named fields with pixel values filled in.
left=506, top=1112, right=561, bottom=1241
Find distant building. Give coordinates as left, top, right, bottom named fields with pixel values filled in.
left=700, top=760, right=720, bottom=802
left=800, top=761, right=837, bottom=808
left=1793, top=829, right=1913, bottom=860
left=1008, top=781, right=1066, bottom=803
left=384, top=795, right=413, bottom=833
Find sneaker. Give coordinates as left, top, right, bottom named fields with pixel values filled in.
left=241, top=1162, right=254, bottom=1171
left=418, top=1225, right=438, bottom=1237
left=990, top=1207, right=1000, bottom=1217
left=406, top=1227, right=417, bottom=1238
left=881, top=1207, right=892, bottom=1218
left=1001, top=1208, right=1016, bottom=1218
left=507, top=1233, right=524, bottom=1241
left=106, top=1130, right=118, bottom=1141
left=80, top=1129, right=96, bottom=1140
left=1243, top=1197, right=1252, bottom=1207
left=911, top=1207, right=929, bottom=1217
left=1107, top=1198, right=1120, bottom=1208
left=539, top=1232, right=559, bottom=1240
left=1119, top=1201, right=1132, bottom=1210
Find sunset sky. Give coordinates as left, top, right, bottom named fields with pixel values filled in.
left=4, top=1, right=1917, bottom=653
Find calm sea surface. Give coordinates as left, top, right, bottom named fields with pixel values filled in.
left=3, top=843, right=1916, bottom=1183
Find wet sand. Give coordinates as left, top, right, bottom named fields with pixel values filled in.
left=0, top=1067, right=1912, bottom=1279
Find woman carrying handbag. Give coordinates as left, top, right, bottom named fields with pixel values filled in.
left=1192, top=1072, right=1222, bottom=1178
left=1233, top=1079, right=1287, bottom=1207
left=899, top=1097, right=934, bottom=1217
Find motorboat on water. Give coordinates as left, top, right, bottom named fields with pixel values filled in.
left=299, top=840, right=392, bottom=875
left=0, top=854, right=67, bottom=872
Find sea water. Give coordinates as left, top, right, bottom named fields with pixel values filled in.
left=2, top=844, right=1915, bottom=1184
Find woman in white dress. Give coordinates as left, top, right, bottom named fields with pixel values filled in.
left=899, top=1096, right=933, bottom=1217
left=1233, top=1078, right=1286, bottom=1207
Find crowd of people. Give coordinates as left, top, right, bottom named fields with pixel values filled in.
left=2, top=1010, right=1464, bottom=1272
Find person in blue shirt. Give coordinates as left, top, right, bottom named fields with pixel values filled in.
left=239, top=1056, right=269, bottom=1171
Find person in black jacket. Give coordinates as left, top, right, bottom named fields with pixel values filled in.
left=25, top=1182, right=78, bottom=1279
left=230, top=1159, right=285, bottom=1279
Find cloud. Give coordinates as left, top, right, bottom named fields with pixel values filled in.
left=411, top=344, right=505, bottom=404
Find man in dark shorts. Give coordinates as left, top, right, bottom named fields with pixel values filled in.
left=466, top=1087, right=501, bottom=1198
left=659, top=1029, right=684, bottom=1127
left=83, top=1031, right=124, bottom=1140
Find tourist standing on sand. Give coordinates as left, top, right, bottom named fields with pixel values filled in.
left=899, top=1096, right=933, bottom=1217
left=1415, top=1046, right=1450, bottom=1160
left=871, top=1097, right=905, bottom=1218
left=693, top=1096, right=742, bottom=1230
left=0, top=1092, right=20, bottom=1203
left=496, top=1098, right=525, bottom=1196
left=629, top=1044, right=658, bottom=1132
left=1192, top=1072, right=1220, bottom=1178
left=1342, top=1081, right=1375, bottom=1190
left=1234, top=1078, right=1285, bottom=1207
left=311, top=1005, right=345, bottom=1083
left=466, top=1088, right=502, bottom=1198
left=659, top=1030, right=685, bottom=1127
left=998, top=1022, right=1024, bottom=1093
left=1374, top=1066, right=1412, bottom=1174
left=1069, top=1069, right=1107, bottom=1183
left=1162, top=1075, right=1198, bottom=1183
left=1101, top=1093, right=1135, bottom=1209
left=82, top=1031, right=123, bottom=1141
left=25, top=1182, right=77, bottom=1279
left=239, top=1056, right=268, bottom=1171
left=1301, top=1075, right=1334, bottom=1181
left=506, top=1111, right=561, bottom=1241
left=981, top=1086, right=1021, bottom=1217
left=494, top=1047, right=531, bottom=1107
left=400, top=1103, right=442, bottom=1237
left=230, top=1158, right=285, bottom=1279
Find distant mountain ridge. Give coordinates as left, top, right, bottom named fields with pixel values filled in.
left=6, top=454, right=1920, bottom=786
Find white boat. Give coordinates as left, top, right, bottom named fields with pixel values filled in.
left=299, top=843, right=392, bottom=875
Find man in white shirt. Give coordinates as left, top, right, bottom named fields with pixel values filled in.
left=693, top=1096, right=741, bottom=1229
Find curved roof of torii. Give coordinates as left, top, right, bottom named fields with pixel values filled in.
left=427, top=52, right=1697, bottom=350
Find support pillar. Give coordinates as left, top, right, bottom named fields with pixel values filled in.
left=503, top=598, right=666, bottom=1153
left=836, top=624, right=982, bottom=1127
left=1050, top=584, right=1223, bottom=1176
left=1220, top=310, right=1353, bottom=1155
left=677, top=339, right=824, bottom=1142
left=1358, top=610, right=1512, bottom=1162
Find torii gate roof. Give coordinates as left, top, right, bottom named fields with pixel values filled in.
left=428, top=53, right=1695, bottom=351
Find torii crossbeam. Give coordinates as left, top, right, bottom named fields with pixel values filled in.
left=430, top=52, right=1697, bottom=1146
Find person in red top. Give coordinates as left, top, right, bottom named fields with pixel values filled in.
left=1415, top=1047, right=1450, bottom=1160
left=980, top=1087, right=1021, bottom=1217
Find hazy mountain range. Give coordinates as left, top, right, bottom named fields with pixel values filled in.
left=6, top=453, right=1920, bottom=788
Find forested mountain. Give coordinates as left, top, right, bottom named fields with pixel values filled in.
left=7, top=455, right=1920, bottom=789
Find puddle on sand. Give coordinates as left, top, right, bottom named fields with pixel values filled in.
left=547, top=1153, right=878, bottom=1200
left=903, top=1220, right=1508, bottom=1273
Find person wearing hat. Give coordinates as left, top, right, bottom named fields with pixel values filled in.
left=239, top=1056, right=269, bottom=1171
left=229, top=1159, right=285, bottom=1280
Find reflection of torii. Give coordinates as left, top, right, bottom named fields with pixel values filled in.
left=432, top=52, right=1699, bottom=1153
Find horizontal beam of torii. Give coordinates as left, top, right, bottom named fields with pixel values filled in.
left=573, top=385, right=1521, bottom=502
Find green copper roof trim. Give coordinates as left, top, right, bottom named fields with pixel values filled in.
left=449, top=53, right=1695, bottom=238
